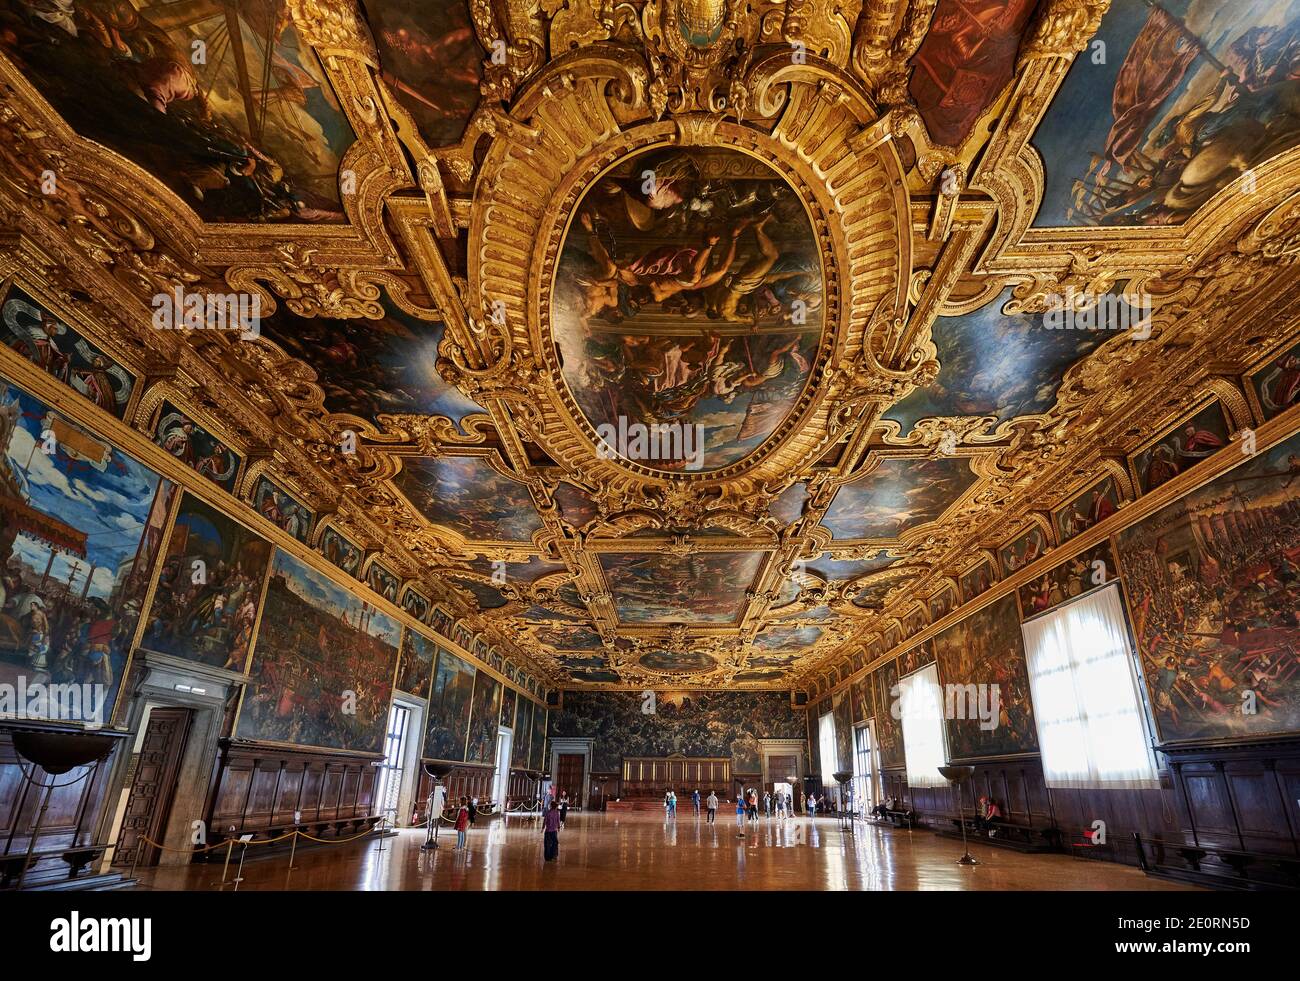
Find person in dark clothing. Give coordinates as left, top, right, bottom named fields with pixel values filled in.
left=543, top=800, right=562, bottom=862
left=467, top=797, right=478, bottom=826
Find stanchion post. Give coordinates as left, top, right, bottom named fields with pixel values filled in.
left=220, top=838, right=234, bottom=886
left=288, top=828, right=299, bottom=872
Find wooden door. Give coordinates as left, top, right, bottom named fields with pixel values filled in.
left=556, top=754, right=585, bottom=808
left=114, top=707, right=192, bottom=867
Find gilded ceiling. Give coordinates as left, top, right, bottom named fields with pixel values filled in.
left=0, top=0, right=1298, bottom=694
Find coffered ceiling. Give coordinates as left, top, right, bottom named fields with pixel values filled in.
left=1, top=0, right=1298, bottom=693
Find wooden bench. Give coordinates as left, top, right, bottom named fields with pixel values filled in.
left=948, top=815, right=1061, bottom=853
left=1135, top=834, right=1300, bottom=890
left=1, top=844, right=109, bottom=888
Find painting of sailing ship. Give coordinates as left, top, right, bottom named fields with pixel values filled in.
left=0, top=379, right=173, bottom=724
left=1116, top=432, right=1300, bottom=741
left=0, top=0, right=354, bottom=222
left=1035, top=0, right=1300, bottom=226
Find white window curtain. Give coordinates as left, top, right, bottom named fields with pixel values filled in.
left=1020, top=583, right=1159, bottom=790
left=818, top=713, right=836, bottom=791
left=898, top=664, right=947, bottom=788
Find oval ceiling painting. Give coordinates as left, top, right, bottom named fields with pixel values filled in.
left=552, top=147, right=826, bottom=473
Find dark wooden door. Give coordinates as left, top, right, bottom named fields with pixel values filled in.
left=556, top=754, right=585, bottom=809
left=114, top=707, right=192, bottom=867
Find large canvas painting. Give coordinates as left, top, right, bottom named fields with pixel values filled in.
left=394, top=627, right=435, bottom=699
left=999, top=525, right=1050, bottom=576
left=1, top=285, right=134, bottom=417
left=236, top=549, right=400, bottom=753
left=820, top=457, right=977, bottom=540
left=871, top=659, right=905, bottom=768
left=0, top=379, right=172, bottom=724
left=530, top=708, right=546, bottom=771
left=885, top=289, right=1109, bottom=436
left=908, top=0, right=1040, bottom=147
left=599, top=551, right=765, bottom=624
left=140, top=492, right=271, bottom=671
left=1034, top=0, right=1300, bottom=227
left=0, top=0, right=354, bottom=222
left=550, top=690, right=806, bottom=773
left=831, top=689, right=853, bottom=773
left=257, top=304, right=483, bottom=429
left=551, top=147, right=824, bottom=471
left=511, top=697, right=535, bottom=768
left=932, top=595, right=1039, bottom=760
left=423, top=645, right=475, bottom=761
left=1116, top=432, right=1300, bottom=742
left=500, top=686, right=517, bottom=731
left=396, top=455, right=543, bottom=542
left=960, top=560, right=996, bottom=603
left=465, top=669, right=502, bottom=765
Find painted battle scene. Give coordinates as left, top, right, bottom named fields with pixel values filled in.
left=1116, top=433, right=1300, bottom=742
left=464, top=668, right=501, bottom=765
left=1132, top=400, right=1231, bottom=495
left=551, top=148, right=824, bottom=472
left=600, top=551, right=765, bottom=624
left=908, top=0, right=1040, bottom=147
left=961, top=559, right=996, bottom=603
left=396, top=455, right=543, bottom=542
left=422, top=645, right=475, bottom=762
left=0, top=379, right=172, bottom=723
left=0, top=0, right=353, bottom=222
left=932, top=595, right=1039, bottom=760
left=318, top=525, right=362, bottom=578
left=1, top=285, right=134, bottom=418
left=1019, top=541, right=1119, bottom=617
left=1054, top=475, right=1122, bottom=543
left=820, top=457, right=977, bottom=541
left=140, top=492, right=270, bottom=671
left=153, top=404, right=240, bottom=492
left=394, top=627, right=435, bottom=699
left=550, top=690, right=806, bottom=773
left=250, top=475, right=311, bottom=542
left=256, top=304, right=483, bottom=429
left=885, top=290, right=1109, bottom=436
left=365, top=0, right=483, bottom=148
left=530, top=707, right=546, bottom=771
left=1251, top=338, right=1300, bottom=420
left=999, top=525, right=1050, bottom=576
left=1035, top=0, right=1300, bottom=227
left=236, top=549, right=400, bottom=753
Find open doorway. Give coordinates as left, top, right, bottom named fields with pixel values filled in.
left=493, top=726, right=512, bottom=807
left=113, top=707, right=193, bottom=867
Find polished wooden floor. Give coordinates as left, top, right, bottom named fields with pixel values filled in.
left=130, top=810, right=1198, bottom=891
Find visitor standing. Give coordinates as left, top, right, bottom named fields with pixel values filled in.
left=706, top=790, right=718, bottom=824
left=692, top=789, right=701, bottom=816
left=543, top=800, right=562, bottom=862
left=454, top=796, right=470, bottom=850
left=559, top=790, right=569, bottom=827
left=808, top=793, right=816, bottom=818
left=763, top=791, right=771, bottom=818
left=746, top=788, right=759, bottom=823
left=468, top=796, right=478, bottom=826
left=735, top=793, right=746, bottom=830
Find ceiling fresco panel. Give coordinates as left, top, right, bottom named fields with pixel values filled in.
left=820, top=457, right=978, bottom=541
left=0, top=0, right=354, bottom=222
left=599, top=550, right=766, bottom=625
left=395, top=455, right=544, bottom=542
left=1033, top=0, right=1300, bottom=227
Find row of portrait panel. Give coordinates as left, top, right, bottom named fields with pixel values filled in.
left=0, top=358, right=545, bottom=767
